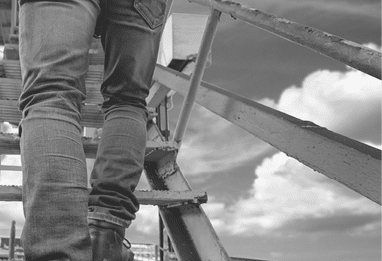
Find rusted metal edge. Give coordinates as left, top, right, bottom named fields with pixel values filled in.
left=153, top=65, right=381, bottom=205
left=190, top=0, right=381, bottom=79
left=0, top=185, right=207, bottom=205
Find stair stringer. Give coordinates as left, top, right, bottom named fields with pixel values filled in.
left=144, top=121, right=232, bottom=261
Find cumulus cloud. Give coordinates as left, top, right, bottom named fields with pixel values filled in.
left=260, top=43, right=381, bottom=144
left=203, top=152, right=380, bottom=237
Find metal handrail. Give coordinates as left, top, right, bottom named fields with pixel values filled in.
left=190, top=0, right=381, bottom=80
left=173, top=9, right=221, bottom=144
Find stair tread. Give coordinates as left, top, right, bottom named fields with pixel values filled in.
left=0, top=78, right=103, bottom=104
left=0, top=60, right=104, bottom=83
left=2, top=39, right=104, bottom=64
left=0, top=132, right=178, bottom=160
left=0, top=101, right=105, bottom=128
left=0, top=185, right=207, bottom=205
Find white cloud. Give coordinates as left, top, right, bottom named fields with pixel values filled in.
left=177, top=105, right=272, bottom=175
left=260, top=43, right=381, bottom=143
left=201, top=150, right=381, bottom=237
left=130, top=205, right=159, bottom=235
left=219, top=151, right=380, bottom=236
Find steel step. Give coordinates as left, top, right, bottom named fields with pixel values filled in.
left=0, top=60, right=104, bottom=83
left=0, top=185, right=207, bottom=206
left=3, top=41, right=105, bottom=65
left=0, top=78, right=103, bottom=104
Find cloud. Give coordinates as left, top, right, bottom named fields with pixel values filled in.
left=280, top=211, right=381, bottom=235
left=260, top=43, right=382, bottom=144
left=176, top=105, right=272, bottom=175
left=202, top=151, right=381, bottom=237
left=130, top=205, right=159, bottom=235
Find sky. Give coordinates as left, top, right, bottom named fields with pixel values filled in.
left=0, top=0, right=381, bottom=260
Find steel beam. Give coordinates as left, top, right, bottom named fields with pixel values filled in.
left=153, top=65, right=381, bottom=205
left=190, top=0, right=381, bottom=79
left=145, top=122, right=231, bottom=261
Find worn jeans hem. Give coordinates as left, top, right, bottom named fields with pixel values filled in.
left=87, top=212, right=131, bottom=228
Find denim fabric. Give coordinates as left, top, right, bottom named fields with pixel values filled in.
left=18, top=0, right=167, bottom=260
left=87, top=105, right=147, bottom=227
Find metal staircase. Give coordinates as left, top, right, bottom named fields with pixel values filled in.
left=0, top=0, right=381, bottom=260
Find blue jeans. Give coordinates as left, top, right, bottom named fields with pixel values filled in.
left=18, top=0, right=167, bottom=260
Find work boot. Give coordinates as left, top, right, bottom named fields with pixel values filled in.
left=88, top=219, right=134, bottom=261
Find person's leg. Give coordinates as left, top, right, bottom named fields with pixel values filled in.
left=18, top=1, right=99, bottom=260
left=88, top=0, right=167, bottom=259
left=88, top=0, right=168, bottom=226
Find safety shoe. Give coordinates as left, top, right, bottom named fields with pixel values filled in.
left=88, top=219, right=134, bottom=261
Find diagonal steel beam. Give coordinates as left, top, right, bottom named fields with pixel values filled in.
left=145, top=121, right=232, bottom=261
left=153, top=65, right=381, bottom=205
left=189, top=0, right=381, bottom=79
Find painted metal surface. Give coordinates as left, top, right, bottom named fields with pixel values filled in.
left=189, top=0, right=381, bottom=79
left=153, top=65, right=381, bottom=205
left=173, top=9, right=222, bottom=144
left=145, top=122, right=232, bottom=261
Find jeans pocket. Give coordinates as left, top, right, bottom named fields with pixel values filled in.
left=134, top=0, right=167, bottom=29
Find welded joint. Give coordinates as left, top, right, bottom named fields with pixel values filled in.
left=159, top=160, right=180, bottom=180
left=165, top=192, right=208, bottom=208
